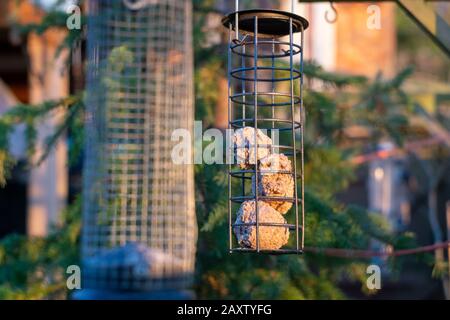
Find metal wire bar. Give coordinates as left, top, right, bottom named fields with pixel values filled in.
left=300, top=24, right=306, bottom=251
left=271, top=37, right=275, bottom=150
left=233, top=222, right=303, bottom=230
left=289, top=17, right=300, bottom=251
left=230, top=119, right=302, bottom=131
left=230, top=66, right=302, bottom=82
left=235, top=0, right=239, bottom=40
left=232, top=248, right=303, bottom=255
left=230, top=40, right=302, bottom=58
left=232, top=144, right=300, bottom=153
left=229, top=170, right=302, bottom=179
left=231, top=92, right=301, bottom=107
left=241, top=28, right=246, bottom=200
left=228, top=23, right=233, bottom=254
left=253, top=15, right=260, bottom=252
left=230, top=195, right=302, bottom=203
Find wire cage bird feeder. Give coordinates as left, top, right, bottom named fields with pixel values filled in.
left=79, top=0, right=196, bottom=298
left=223, top=1, right=308, bottom=254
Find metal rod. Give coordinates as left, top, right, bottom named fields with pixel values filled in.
left=241, top=46, right=246, bottom=126
left=230, top=66, right=302, bottom=82
left=253, top=15, right=260, bottom=253
left=300, top=24, right=305, bottom=251
left=289, top=18, right=300, bottom=252
left=230, top=169, right=302, bottom=178
left=241, top=27, right=246, bottom=199
left=228, top=23, right=233, bottom=254
left=230, top=169, right=301, bottom=174
left=230, top=40, right=302, bottom=58
left=446, top=201, right=450, bottom=299
left=235, top=0, right=239, bottom=40
left=271, top=37, right=275, bottom=148
left=233, top=222, right=302, bottom=228
left=231, top=91, right=301, bottom=107
left=231, top=248, right=303, bottom=255
left=229, top=118, right=302, bottom=132
left=230, top=195, right=303, bottom=203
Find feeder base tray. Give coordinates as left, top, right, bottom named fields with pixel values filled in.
left=72, top=289, right=195, bottom=300
left=230, top=248, right=303, bottom=255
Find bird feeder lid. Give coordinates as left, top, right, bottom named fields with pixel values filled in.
left=222, top=9, right=309, bottom=37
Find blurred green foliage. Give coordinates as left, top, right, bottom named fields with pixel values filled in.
left=0, top=197, right=81, bottom=299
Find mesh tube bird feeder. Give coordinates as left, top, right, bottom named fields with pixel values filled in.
left=223, top=1, right=308, bottom=254
left=79, top=0, right=196, bottom=297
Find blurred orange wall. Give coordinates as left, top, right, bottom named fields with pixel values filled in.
left=335, top=3, right=397, bottom=78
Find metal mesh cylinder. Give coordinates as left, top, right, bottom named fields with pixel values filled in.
left=81, top=0, right=196, bottom=292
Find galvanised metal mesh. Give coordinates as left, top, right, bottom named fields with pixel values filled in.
left=81, top=0, right=196, bottom=292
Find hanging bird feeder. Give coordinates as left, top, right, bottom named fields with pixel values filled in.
left=77, top=0, right=196, bottom=299
left=223, top=1, right=308, bottom=254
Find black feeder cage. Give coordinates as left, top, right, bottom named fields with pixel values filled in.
left=223, top=2, right=308, bottom=254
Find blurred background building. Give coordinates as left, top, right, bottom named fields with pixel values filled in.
left=0, top=1, right=70, bottom=238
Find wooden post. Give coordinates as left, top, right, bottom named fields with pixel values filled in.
left=26, top=30, right=69, bottom=236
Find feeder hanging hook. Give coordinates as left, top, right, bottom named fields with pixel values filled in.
left=325, top=1, right=338, bottom=24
